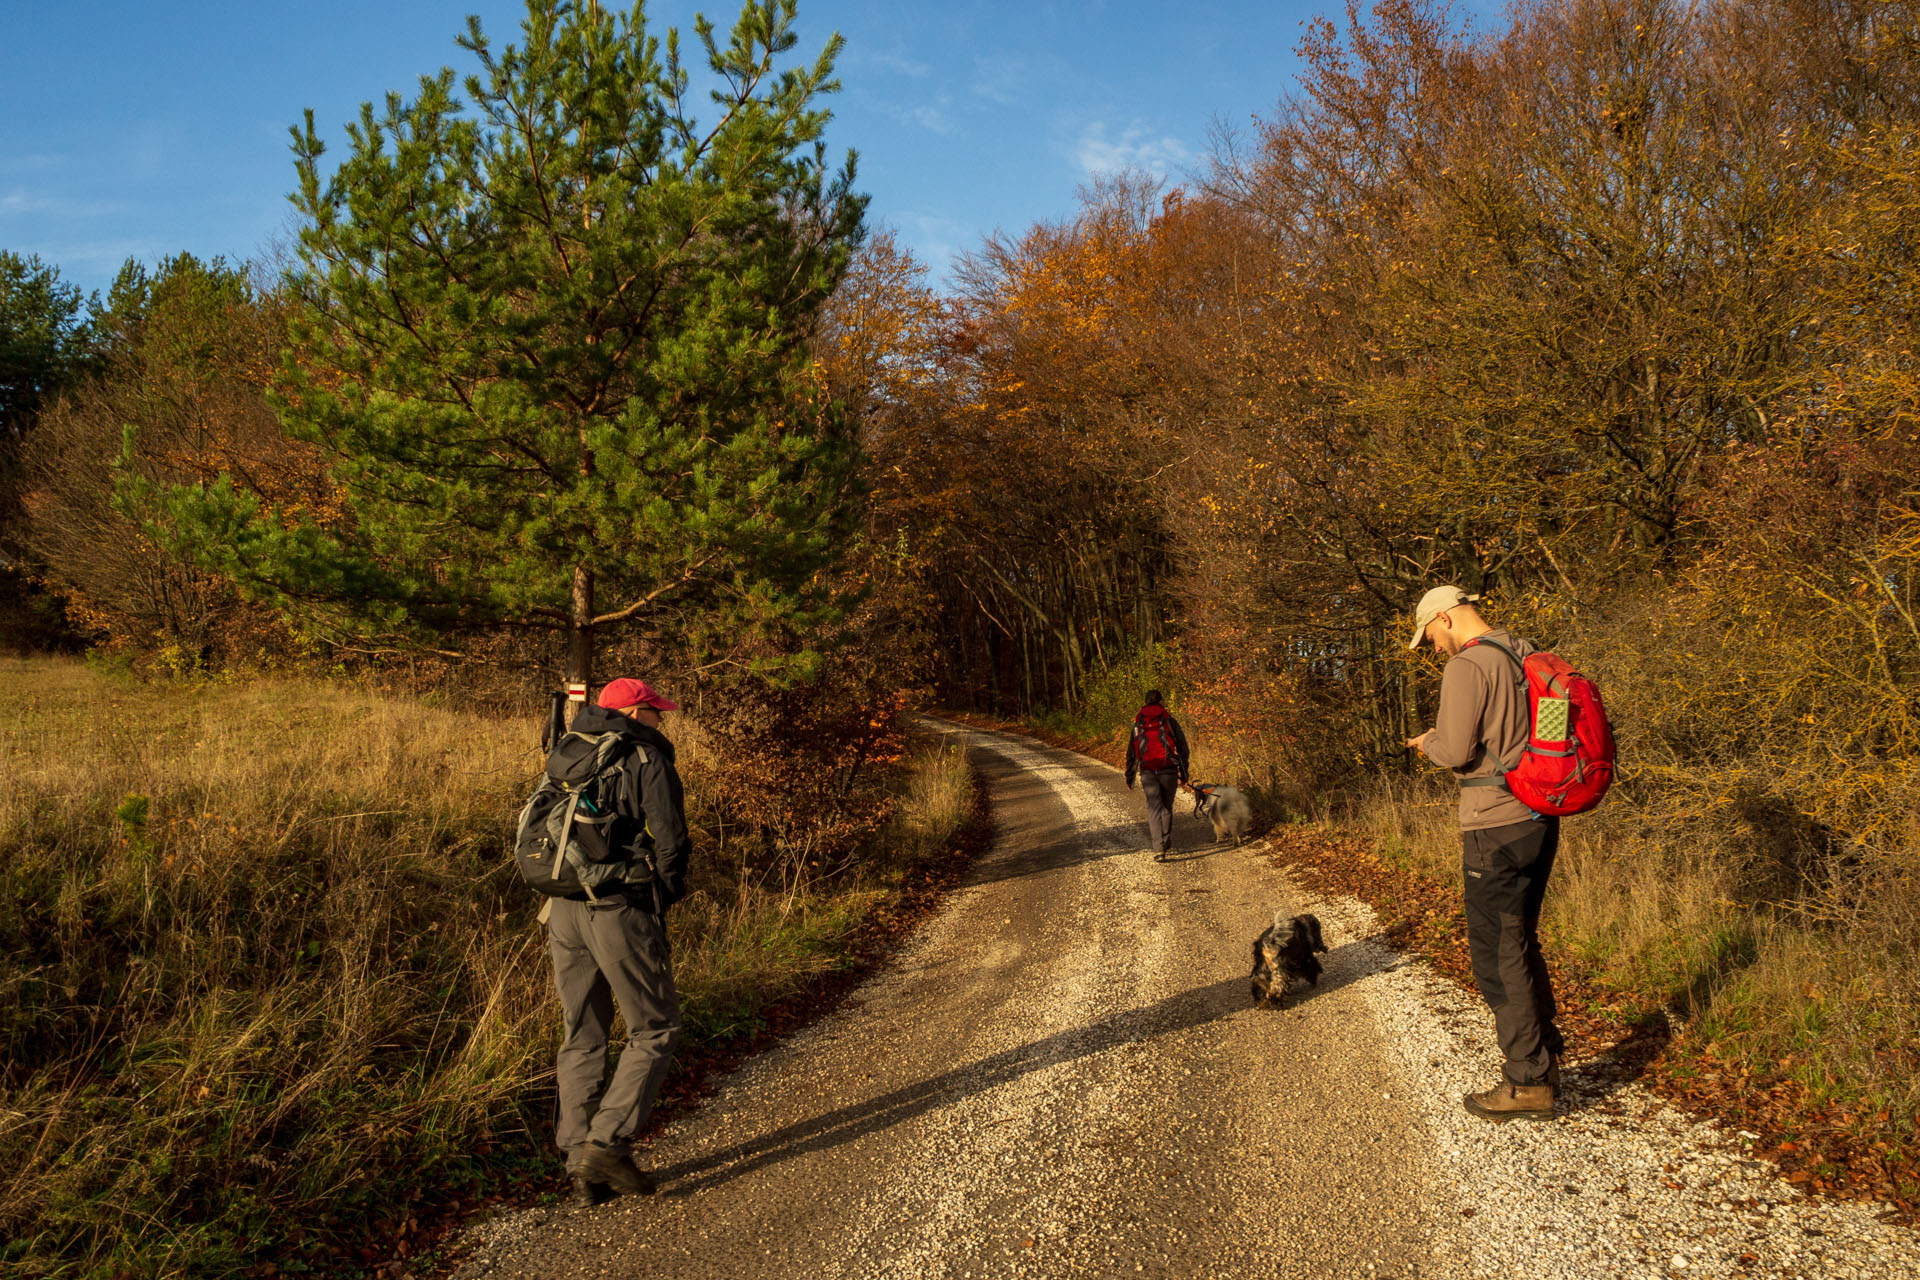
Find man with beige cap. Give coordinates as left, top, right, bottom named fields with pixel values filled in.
left=1405, top=586, right=1566, bottom=1122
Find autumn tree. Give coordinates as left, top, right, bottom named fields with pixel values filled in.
left=21, top=255, right=316, bottom=663
left=895, top=177, right=1209, bottom=713
left=0, top=251, right=97, bottom=648
left=134, top=0, right=866, bottom=687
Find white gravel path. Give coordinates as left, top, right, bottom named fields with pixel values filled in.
left=1314, top=892, right=1918, bottom=1280
left=451, top=722, right=1917, bottom=1280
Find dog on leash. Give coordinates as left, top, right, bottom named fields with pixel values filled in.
left=1250, top=912, right=1328, bottom=1007
left=1191, top=782, right=1252, bottom=845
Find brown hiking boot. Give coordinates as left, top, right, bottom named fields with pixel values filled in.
left=1463, top=1082, right=1555, bottom=1122
left=576, top=1142, right=658, bottom=1196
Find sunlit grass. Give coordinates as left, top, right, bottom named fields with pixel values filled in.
left=0, top=657, right=973, bottom=1278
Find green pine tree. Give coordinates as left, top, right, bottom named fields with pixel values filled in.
left=130, top=0, right=866, bottom=686
left=2, top=250, right=98, bottom=648
left=0, top=251, right=94, bottom=453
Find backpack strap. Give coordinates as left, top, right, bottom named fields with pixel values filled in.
left=1465, top=636, right=1527, bottom=689
left=554, top=788, right=597, bottom=901
left=1460, top=637, right=1529, bottom=788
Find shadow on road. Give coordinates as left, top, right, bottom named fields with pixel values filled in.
left=654, top=974, right=1248, bottom=1197
left=952, top=736, right=1219, bottom=890
left=959, top=819, right=1147, bottom=889
left=1153, top=846, right=1224, bottom=864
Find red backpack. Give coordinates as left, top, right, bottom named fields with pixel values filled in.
left=1465, top=638, right=1615, bottom=817
left=1134, top=705, right=1177, bottom=770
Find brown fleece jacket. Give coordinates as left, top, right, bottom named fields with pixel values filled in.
left=1417, top=627, right=1539, bottom=832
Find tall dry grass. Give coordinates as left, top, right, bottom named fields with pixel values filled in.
left=1340, top=580, right=1920, bottom=1159
left=1352, top=768, right=1919, bottom=1143
left=0, top=657, right=973, bottom=1278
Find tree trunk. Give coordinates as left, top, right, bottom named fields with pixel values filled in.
left=1021, top=620, right=1034, bottom=713
left=567, top=561, right=595, bottom=723
left=569, top=418, right=597, bottom=723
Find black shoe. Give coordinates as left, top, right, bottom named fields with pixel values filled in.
left=568, top=1175, right=614, bottom=1209
left=577, top=1143, right=657, bottom=1196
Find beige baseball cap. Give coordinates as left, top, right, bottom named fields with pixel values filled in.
left=1407, top=585, right=1482, bottom=649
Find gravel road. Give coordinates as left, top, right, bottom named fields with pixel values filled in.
left=456, top=723, right=1916, bottom=1280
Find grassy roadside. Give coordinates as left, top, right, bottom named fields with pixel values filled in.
left=0, top=657, right=982, bottom=1279
left=1342, top=777, right=1918, bottom=1225
left=951, top=707, right=1918, bottom=1228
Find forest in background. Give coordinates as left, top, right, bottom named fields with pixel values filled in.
left=5, top=0, right=1920, bottom=1264
left=0, top=4, right=972, bottom=1275
left=815, top=0, right=1920, bottom=1200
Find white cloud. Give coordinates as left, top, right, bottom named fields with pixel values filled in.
left=1073, top=121, right=1195, bottom=179
left=883, top=92, right=958, bottom=137
left=0, top=190, right=122, bottom=220
left=969, top=56, right=1028, bottom=107
left=0, top=192, right=53, bottom=216
left=906, top=103, right=957, bottom=136
left=865, top=50, right=933, bottom=78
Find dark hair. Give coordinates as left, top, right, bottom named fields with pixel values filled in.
left=1143, top=689, right=1164, bottom=706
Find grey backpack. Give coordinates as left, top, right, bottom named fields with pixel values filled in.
left=513, top=730, right=653, bottom=899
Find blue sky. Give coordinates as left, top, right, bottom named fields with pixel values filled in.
left=0, top=2, right=1481, bottom=298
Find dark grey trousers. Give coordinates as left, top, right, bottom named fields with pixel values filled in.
left=1141, top=769, right=1180, bottom=853
left=1462, top=818, right=1565, bottom=1087
left=548, top=896, right=683, bottom=1165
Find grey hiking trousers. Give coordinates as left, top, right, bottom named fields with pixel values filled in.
left=1462, top=818, right=1566, bottom=1087
left=548, top=895, right=683, bottom=1164
left=1141, top=768, right=1181, bottom=853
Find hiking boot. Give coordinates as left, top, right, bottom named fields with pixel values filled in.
left=1463, top=1082, right=1555, bottom=1122
left=576, top=1142, right=658, bottom=1196
left=568, top=1175, right=614, bottom=1210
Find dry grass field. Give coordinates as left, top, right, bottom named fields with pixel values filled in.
left=0, top=656, right=972, bottom=1278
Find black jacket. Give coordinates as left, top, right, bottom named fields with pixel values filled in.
left=568, top=703, right=692, bottom=910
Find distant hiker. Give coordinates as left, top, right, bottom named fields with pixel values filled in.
left=1124, top=690, right=1190, bottom=860
left=1405, top=586, right=1566, bottom=1122
left=543, top=678, right=691, bottom=1203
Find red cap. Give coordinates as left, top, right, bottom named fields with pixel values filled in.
left=596, top=678, right=679, bottom=713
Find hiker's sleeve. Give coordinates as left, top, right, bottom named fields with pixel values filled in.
left=1422, top=657, right=1485, bottom=769
left=638, top=753, right=692, bottom=909
left=1170, top=716, right=1191, bottom=778
left=1123, top=721, right=1139, bottom=783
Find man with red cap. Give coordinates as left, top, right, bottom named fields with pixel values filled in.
left=547, top=676, right=692, bottom=1205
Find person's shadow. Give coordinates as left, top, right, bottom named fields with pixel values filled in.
left=656, top=936, right=1403, bottom=1197
left=960, top=817, right=1153, bottom=888
left=655, top=974, right=1247, bottom=1196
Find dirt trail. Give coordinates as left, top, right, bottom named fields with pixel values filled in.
left=457, top=723, right=1914, bottom=1280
